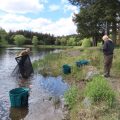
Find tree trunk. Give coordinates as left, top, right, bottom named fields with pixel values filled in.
left=107, top=22, right=110, bottom=35
left=118, top=23, right=120, bottom=45
left=92, top=36, right=97, bottom=46
left=112, top=21, right=117, bottom=44
left=105, top=21, right=110, bottom=35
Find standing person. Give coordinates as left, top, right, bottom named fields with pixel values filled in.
left=102, top=35, right=114, bottom=77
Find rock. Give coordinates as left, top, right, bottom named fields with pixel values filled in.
left=85, top=66, right=99, bottom=80
left=82, top=97, right=92, bottom=108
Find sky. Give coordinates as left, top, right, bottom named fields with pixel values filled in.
left=0, top=0, right=78, bottom=36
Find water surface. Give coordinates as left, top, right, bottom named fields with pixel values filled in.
left=0, top=47, right=68, bottom=120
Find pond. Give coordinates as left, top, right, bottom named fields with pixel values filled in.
left=0, top=47, right=69, bottom=120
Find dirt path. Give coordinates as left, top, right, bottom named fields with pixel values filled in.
left=108, top=76, right=120, bottom=101
left=109, top=77, right=120, bottom=92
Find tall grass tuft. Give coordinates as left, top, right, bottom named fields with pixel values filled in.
left=84, top=75, right=116, bottom=107
left=64, top=85, right=78, bottom=109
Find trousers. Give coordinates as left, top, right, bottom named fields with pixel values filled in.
left=104, top=54, right=113, bottom=76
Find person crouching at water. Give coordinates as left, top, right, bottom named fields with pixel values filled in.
left=16, top=48, right=33, bottom=78
left=102, top=35, right=114, bottom=78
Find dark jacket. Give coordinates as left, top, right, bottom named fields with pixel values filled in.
left=103, top=40, right=114, bottom=56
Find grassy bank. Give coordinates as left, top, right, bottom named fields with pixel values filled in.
left=24, top=45, right=76, bottom=49
left=33, top=47, right=103, bottom=79
left=6, top=45, right=76, bottom=50
left=33, top=47, right=120, bottom=120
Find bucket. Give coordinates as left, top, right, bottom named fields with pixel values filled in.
left=62, top=64, right=71, bottom=74
left=9, top=87, right=29, bottom=107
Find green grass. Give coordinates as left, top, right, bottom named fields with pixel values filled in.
left=84, top=75, right=116, bottom=107
left=24, top=45, right=74, bottom=49
left=33, top=49, right=90, bottom=81
left=64, top=85, right=79, bottom=109
left=33, top=47, right=120, bottom=79
left=112, top=48, right=120, bottom=77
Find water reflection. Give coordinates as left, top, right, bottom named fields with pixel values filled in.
left=18, top=77, right=32, bottom=88
left=38, top=75, right=69, bottom=96
left=0, top=48, right=5, bottom=55
left=9, top=107, right=28, bottom=120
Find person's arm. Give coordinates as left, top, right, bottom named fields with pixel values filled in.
left=16, top=50, right=27, bottom=57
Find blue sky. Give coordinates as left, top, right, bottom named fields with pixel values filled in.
left=0, top=0, right=78, bottom=36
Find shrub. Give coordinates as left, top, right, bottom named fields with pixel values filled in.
left=81, top=38, right=91, bottom=47
left=32, top=36, right=39, bottom=46
left=64, top=85, right=78, bottom=109
left=0, top=39, right=8, bottom=47
left=14, top=34, right=26, bottom=46
left=85, top=75, right=116, bottom=107
left=97, top=42, right=102, bottom=47
left=67, top=37, right=76, bottom=46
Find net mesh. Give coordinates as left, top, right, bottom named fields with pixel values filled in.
left=12, top=55, right=33, bottom=78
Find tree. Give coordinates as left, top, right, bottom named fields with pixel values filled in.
left=55, top=37, right=61, bottom=45
left=32, top=36, right=39, bottom=46
left=67, top=37, right=76, bottom=46
left=0, top=28, right=8, bottom=47
left=60, top=37, right=67, bottom=45
left=69, top=0, right=120, bottom=45
left=0, top=28, right=7, bottom=39
left=13, top=35, right=26, bottom=46
left=81, top=38, right=92, bottom=47
left=73, top=8, right=100, bottom=46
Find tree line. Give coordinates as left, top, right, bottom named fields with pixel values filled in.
left=0, top=28, right=56, bottom=47
left=0, top=27, right=83, bottom=47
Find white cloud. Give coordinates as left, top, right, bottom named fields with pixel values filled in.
left=49, top=4, right=60, bottom=12
left=0, top=0, right=44, bottom=14
left=0, top=14, right=31, bottom=31
left=0, top=14, right=30, bottom=23
left=0, top=14, right=77, bottom=36
left=32, top=17, right=77, bottom=36
left=64, top=4, right=78, bottom=13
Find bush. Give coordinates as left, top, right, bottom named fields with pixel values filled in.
left=14, top=35, right=26, bottom=46
left=81, top=38, right=91, bottom=47
left=0, top=39, right=8, bottom=47
left=77, top=41, right=82, bottom=46
left=85, top=75, right=116, bottom=107
left=67, top=37, right=76, bottom=46
left=97, top=42, right=102, bottom=47
left=32, top=36, right=39, bottom=46
left=64, top=85, right=78, bottom=109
